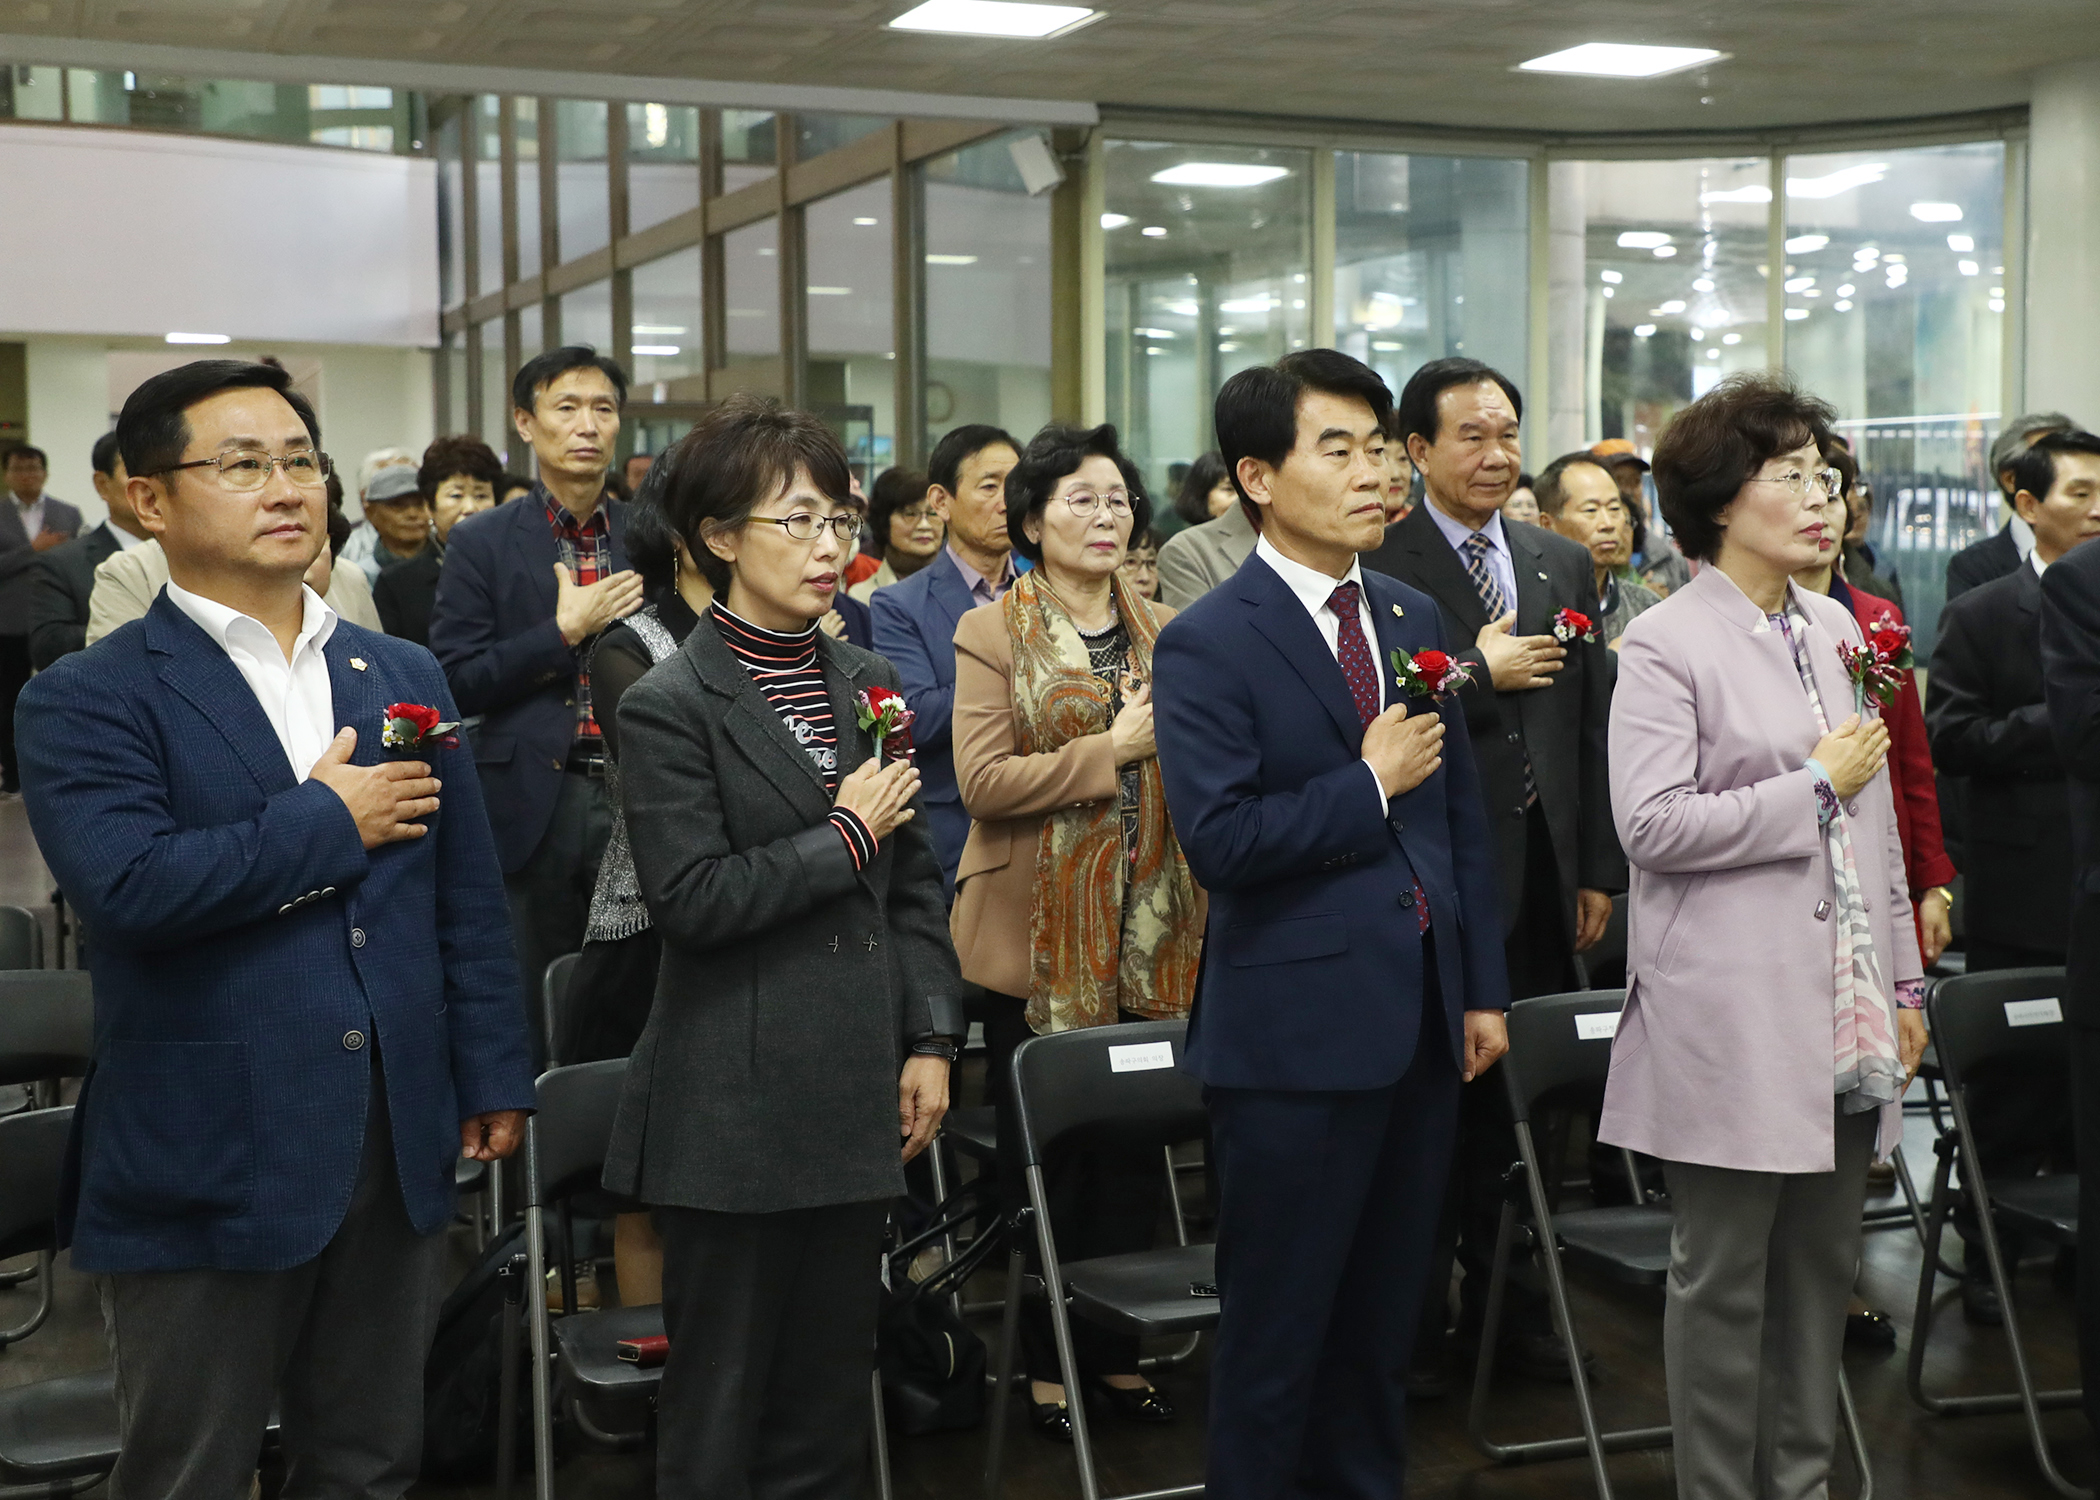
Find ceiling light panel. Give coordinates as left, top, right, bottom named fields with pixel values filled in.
left=1151, top=163, right=1291, bottom=188
left=1515, top=43, right=1726, bottom=79
left=888, top=0, right=1101, bottom=39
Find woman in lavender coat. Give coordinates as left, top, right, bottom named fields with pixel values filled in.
left=1597, top=375, right=1928, bottom=1500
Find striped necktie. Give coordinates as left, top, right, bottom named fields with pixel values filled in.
left=1462, top=531, right=1510, bottom=620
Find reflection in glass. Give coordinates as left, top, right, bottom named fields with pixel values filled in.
left=632, top=248, right=704, bottom=391
left=922, top=131, right=1053, bottom=459
left=1103, top=140, right=1313, bottom=498
left=723, top=217, right=783, bottom=396
left=556, top=99, right=611, bottom=261
left=561, top=282, right=614, bottom=364
left=724, top=110, right=777, bottom=164
left=1334, top=151, right=1529, bottom=406
left=628, top=102, right=700, bottom=233
left=807, top=180, right=895, bottom=485
left=798, top=114, right=889, bottom=158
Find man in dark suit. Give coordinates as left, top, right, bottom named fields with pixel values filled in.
left=2040, top=456, right=2100, bottom=1438
left=1947, top=411, right=2075, bottom=601
left=0, top=442, right=82, bottom=790
left=431, top=346, right=642, bottom=1054
left=1363, top=357, right=1623, bottom=1383
left=869, top=423, right=1020, bottom=896
left=26, top=432, right=152, bottom=667
left=1154, top=349, right=1509, bottom=1500
left=17, top=358, right=532, bottom=1495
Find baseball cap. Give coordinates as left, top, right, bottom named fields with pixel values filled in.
left=365, top=466, right=426, bottom=505
left=1589, top=439, right=1650, bottom=472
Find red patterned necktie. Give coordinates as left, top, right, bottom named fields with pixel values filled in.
left=1327, top=581, right=1430, bottom=933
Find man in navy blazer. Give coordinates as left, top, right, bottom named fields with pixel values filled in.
left=17, top=359, right=532, bottom=1496
left=869, top=423, right=1021, bottom=896
left=1153, top=350, right=1509, bottom=1500
left=431, top=346, right=643, bottom=1049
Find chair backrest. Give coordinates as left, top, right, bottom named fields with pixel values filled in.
left=0, top=1106, right=73, bottom=1260
left=0, top=906, right=42, bottom=971
left=525, top=1058, right=628, bottom=1208
left=1010, top=1020, right=1205, bottom=1170
left=1927, top=967, right=2071, bottom=1088
left=540, top=952, right=581, bottom=1068
left=1498, top=989, right=1628, bottom=1125
left=0, top=971, right=93, bottom=1086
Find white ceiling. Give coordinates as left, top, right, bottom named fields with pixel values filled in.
left=3, top=0, right=2092, bottom=134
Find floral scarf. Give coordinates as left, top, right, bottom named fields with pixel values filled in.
left=1772, top=608, right=1906, bottom=1112
left=1003, top=569, right=1202, bottom=1034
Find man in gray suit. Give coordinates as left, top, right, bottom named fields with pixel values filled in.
left=28, top=432, right=152, bottom=668
left=0, top=444, right=82, bottom=790
left=1156, top=497, right=1257, bottom=609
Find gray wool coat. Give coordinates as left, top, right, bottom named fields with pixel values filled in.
left=602, top=612, right=966, bottom=1214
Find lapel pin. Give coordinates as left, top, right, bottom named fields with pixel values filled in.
left=349, top=658, right=367, bottom=672
left=1536, top=571, right=1549, bottom=581
left=1391, top=604, right=1404, bottom=618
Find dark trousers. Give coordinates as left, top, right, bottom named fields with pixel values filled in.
left=0, top=633, right=29, bottom=789
left=504, top=768, right=611, bottom=1068
left=1204, top=981, right=1462, bottom=1500
left=983, top=996, right=1165, bottom=1385
left=98, top=1067, right=447, bottom=1500
left=655, top=1199, right=889, bottom=1500
left=1959, top=939, right=2077, bottom=1265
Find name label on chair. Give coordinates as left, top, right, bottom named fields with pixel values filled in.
left=1575, top=1012, right=1620, bottom=1041
left=1109, top=1041, right=1176, bottom=1073
left=2004, top=997, right=2063, bottom=1028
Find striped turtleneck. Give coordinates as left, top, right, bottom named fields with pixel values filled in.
left=712, top=602, right=875, bottom=869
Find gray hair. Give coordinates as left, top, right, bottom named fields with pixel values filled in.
left=1990, top=412, right=2076, bottom=491
left=357, top=446, right=418, bottom=498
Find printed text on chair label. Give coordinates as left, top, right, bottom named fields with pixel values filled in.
left=1575, top=1013, right=1620, bottom=1041
left=2004, top=997, right=2062, bottom=1028
left=1109, top=1041, right=1176, bottom=1073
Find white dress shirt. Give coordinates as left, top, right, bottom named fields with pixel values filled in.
left=12, top=494, right=46, bottom=541
left=1254, top=535, right=1391, bottom=812
left=1426, top=502, right=1519, bottom=619
left=164, top=582, right=339, bottom=782
left=2009, top=511, right=2036, bottom=561
left=2031, top=545, right=2050, bottom=578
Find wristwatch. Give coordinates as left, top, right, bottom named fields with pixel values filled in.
left=910, top=1036, right=961, bottom=1063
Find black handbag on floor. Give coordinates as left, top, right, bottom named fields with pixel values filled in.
left=876, top=1188, right=999, bottom=1435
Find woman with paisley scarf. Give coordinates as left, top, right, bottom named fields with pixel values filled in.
left=950, top=423, right=1205, bottom=1442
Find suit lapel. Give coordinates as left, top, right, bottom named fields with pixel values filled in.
left=687, top=618, right=836, bottom=824
left=1365, top=573, right=1428, bottom=706
left=1397, top=507, right=1493, bottom=635
left=1237, top=557, right=1366, bottom=749
left=145, top=596, right=299, bottom=794
left=323, top=626, right=387, bottom=764
left=1797, top=594, right=1866, bottom=728
left=926, top=551, right=976, bottom=639
left=509, top=496, right=561, bottom=620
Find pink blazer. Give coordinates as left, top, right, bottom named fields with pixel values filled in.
left=1596, top=566, right=1922, bottom=1173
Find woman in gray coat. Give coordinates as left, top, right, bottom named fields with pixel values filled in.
left=603, top=394, right=965, bottom=1500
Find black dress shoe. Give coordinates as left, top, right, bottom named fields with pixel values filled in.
left=1845, top=1309, right=1898, bottom=1350
left=1962, top=1275, right=2005, bottom=1326
left=1030, top=1401, right=1074, bottom=1443
left=1090, top=1379, right=1177, bottom=1425
left=1472, top=1327, right=1595, bottom=1384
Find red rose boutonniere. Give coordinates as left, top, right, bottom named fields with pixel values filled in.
left=855, top=685, right=916, bottom=766
left=382, top=702, right=460, bottom=754
left=1836, top=610, right=1914, bottom=717
left=1390, top=647, right=1475, bottom=704
left=1552, top=607, right=1599, bottom=644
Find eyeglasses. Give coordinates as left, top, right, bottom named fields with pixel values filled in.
left=894, top=503, right=940, bottom=522
left=1058, top=488, right=1134, bottom=519
left=750, top=512, right=864, bottom=543
left=157, top=449, right=333, bottom=491
left=1756, top=467, right=1844, bottom=501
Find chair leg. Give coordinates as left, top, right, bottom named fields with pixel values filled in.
left=928, top=1139, right=965, bottom=1322
left=1464, top=1198, right=1520, bottom=1458
left=871, top=1367, right=895, bottom=1500
left=0, top=1250, right=53, bottom=1347
left=1163, top=1144, right=1189, bottom=1247
left=526, top=1205, right=558, bottom=1500
left=496, top=1250, right=527, bottom=1500
left=0, top=1255, right=35, bottom=1291
left=1522, top=1152, right=1618, bottom=1500
left=1836, top=1367, right=1873, bottom=1500
left=1030, top=1165, right=1104, bottom=1500
left=983, top=1242, right=1027, bottom=1500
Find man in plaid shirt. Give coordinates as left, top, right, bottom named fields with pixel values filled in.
left=431, top=347, right=643, bottom=1058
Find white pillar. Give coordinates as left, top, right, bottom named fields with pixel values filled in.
left=1546, top=161, right=1589, bottom=457
left=2025, top=60, right=2100, bottom=423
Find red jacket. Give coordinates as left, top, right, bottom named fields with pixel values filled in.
left=1836, top=579, right=1956, bottom=896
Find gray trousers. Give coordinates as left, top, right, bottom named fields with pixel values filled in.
left=1660, top=1104, right=1878, bottom=1500
left=505, top=768, right=610, bottom=1069
left=98, top=1070, right=449, bottom=1500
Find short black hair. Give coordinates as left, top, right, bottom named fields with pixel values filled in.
left=1214, top=350, right=1394, bottom=528
left=115, top=359, right=320, bottom=483
left=927, top=424, right=1018, bottom=496
left=1174, top=451, right=1229, bottom=527
left=867, top=466, right=931, bottom=553
left=1650, top=372, right=1836, bottom=564
left=1394, top=357, right=1523, bottom=448
left=1004, top=423, right=1151, bottom=567
left=1533, top=453, right=1612, bottom=518
left=658, top=394, right=855, bottom=591
left=418, top=434, right=507, bottom=499
left=2011, top=429, right=2100, bottom=503
left=4, top=445, right=47, bottom=471
left=622, top=452, right=680, bottom=593
left=91, top=432, right=122, bottom=477
left=511, top=345, right=629, bottom=416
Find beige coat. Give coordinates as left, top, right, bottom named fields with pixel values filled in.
left=947, top=597, right=1203, bottom=1001
left=85, top=538, right=383, bottom=645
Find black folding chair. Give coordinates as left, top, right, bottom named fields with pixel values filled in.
left=984, top=1019, right=1213, bottom=1500
left=540, top=952, right=581, bottom=1070
left=0, top=906, right=43, bottom=972
left=1906, top=967, right=2087, bottom=1500
left=1471, top=990, right=1873, bottom=1500
left=0, top=970, right=93, bottom=1340
left=0, top=1105, right=118, bottom=1498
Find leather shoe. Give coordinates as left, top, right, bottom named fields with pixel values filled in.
left=1845, top=1309, right=1898, bottom=1351
left=1090, top=1379, right=1177, bottom=1425
left=1479, top=1327, right=1595, bottom=1384
left=1961, top=1275, right=2004, bottom=1326
left=1030, top=1401, right=1074, bottom=1443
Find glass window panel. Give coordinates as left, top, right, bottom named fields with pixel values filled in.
left=65, top=70, right=129, bottom=125
left=556, top=99, right=611, bottom=262
left=1574, top=157, right=1772, bottom=453
left=1785, top=141, right=2006, bottom=656
left=515, top=99, right=541, bottom=281
left=628, top=102, right=701, bottom=233
left=1334, top=152, right=1529, bottom=410
left=475, top=96, right=504, bottom=297
left=723, top=217, right=782, bottom=396
left=561, top=281, right=614, bottom=361
left=724, top=110, right=777, bottom=165
left=442, top=332, right=469, bottom=437
left=798, top=114, right=889, bottom=158
left=438, top=111, right=464, bottom=309
left=7, top=66, right=64, bottom=120
left=632, top=248, right=703, bottom=391
left=922, top=131, right=1053, bottom=460
left=807, top=180, right=895, bottom=487
left=1103, top=140, right=1313, bottom=499
left=480, top=318, right=510, bottom=462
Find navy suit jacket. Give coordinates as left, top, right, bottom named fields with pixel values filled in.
left=1153, top=552, right=1510, bottom=1091
left=18, top=597, right=534, bottom=1272
left=869, top=548, right=979, bottom=895
left=429, top=492, right=629, bottom=873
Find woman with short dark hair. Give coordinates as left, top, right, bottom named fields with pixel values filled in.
left=950, top=422, right=1203, bottom=1438
left=848, top=466, right=943, bottom=602
left=1599, top=373, right=1928, bottom=1499
left=1172, top=450, right=1235, bottom=528
left=602, top=394, right=964, bottom=1500
left=374, top=435, right=507, bottom=645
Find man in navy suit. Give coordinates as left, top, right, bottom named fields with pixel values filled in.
left=431, top=346, right=641, bottom=1051
left=869, top=423, right=1020, bottom=896
left=1153, top=350, right=1510, bottom=1500
left=17, top=359, right=533, bottom=1495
